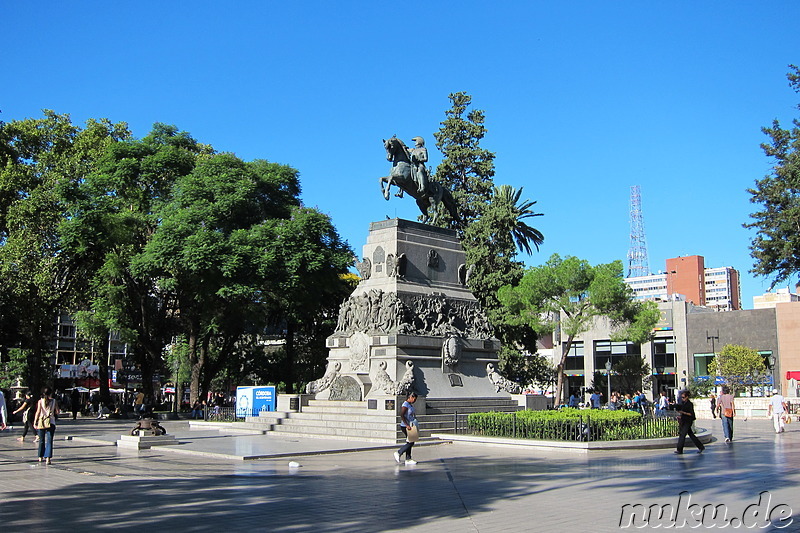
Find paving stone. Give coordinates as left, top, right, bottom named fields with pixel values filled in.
left=0, top=418, right=797, bottom=531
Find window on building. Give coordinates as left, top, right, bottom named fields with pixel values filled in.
left=693, top=353, right=715, bottom=376
left=652, top=338, right=676, bottom=370
left=565, top=341, right=584, bottom=370
left=758, top=350, right=774, bottom=370
left=594, top=340, right=641, bottom=369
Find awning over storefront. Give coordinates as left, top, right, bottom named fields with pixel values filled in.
left=786, top=371, right=800, bottom=380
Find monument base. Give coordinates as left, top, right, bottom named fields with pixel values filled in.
left=116, top=434, right=179, bottom=450
left=307, top=219, right=521, bottom=402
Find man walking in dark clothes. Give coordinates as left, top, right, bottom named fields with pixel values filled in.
left=674, top=390, right=705, bottom=454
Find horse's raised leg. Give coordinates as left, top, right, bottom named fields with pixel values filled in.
left=379, top=176, right=392, bottom=200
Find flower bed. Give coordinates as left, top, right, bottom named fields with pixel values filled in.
left=467, top=408, right=679, bottom=441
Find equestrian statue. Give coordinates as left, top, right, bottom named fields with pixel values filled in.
left=379, top=136, right=460, bottom=226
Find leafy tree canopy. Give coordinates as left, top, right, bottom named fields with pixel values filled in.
left=430, top=94, right=546, bottom=378
left=707, top=344, right=769, bottom=393
left=499, top=254, right=659, bottom=403
left=746, top=65, right=800, bottom=287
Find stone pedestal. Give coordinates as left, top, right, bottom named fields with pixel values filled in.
left=116, top=434, right=179, bottom=449
left=307, top=219, right=519, bottom=401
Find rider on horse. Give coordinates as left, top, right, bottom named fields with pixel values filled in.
left=409, top=136, right=429, bottom=194
left=380, top=135, right=460, bottom=226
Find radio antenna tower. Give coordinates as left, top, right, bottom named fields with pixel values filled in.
left=627, top=185, right=650, bottom=277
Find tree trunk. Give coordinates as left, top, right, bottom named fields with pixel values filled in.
left=188, top=327, right=204, bottom=406
left=554, top=335, right=575, bottom=406
left=284, top=321, right=296, bottom=394
left=97, top=330, right=111, bottom=406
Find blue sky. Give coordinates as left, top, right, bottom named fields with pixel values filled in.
left=2, top=2, right=799, bottom=308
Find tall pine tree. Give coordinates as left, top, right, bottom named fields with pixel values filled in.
left=431, top=93, right=545, bottom=385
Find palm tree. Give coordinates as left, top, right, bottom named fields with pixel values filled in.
left=492, top=185, right=544, bottom=255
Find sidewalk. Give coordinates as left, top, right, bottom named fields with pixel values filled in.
left=0, top=417, right=797, bottom=532
left=60, top=418, right=421, bottom=460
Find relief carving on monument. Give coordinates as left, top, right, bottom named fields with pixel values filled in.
left=371, top=360, right=396, bottom=395
left=329, top=376, right=363, bottom=401
left=486, top=363, right=522, bottom=394
left=356, top=257, right=372, bottom=280
left=458, top=263, right=475, bottom=286
left=395, top=360, right=416, bottom=396
left=442, top=335, right=462, bottom=368
left=372, top=246, right=385, bottom=274
left=427, top=249, right=439, bottom=268
left=334, top=289, right=493, bottom=339
left=306, top=361, right=341, bottom=394
left=348, top=332, right=370, bottom=372
left=396, top=253, right=407, bottom=278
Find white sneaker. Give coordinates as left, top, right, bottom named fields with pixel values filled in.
left=405, top=459, right=417, bottom=466
left=393, top=452, right=401, bottom=464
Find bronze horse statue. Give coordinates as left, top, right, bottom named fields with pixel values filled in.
left=379, top=136, right=460, bottom=225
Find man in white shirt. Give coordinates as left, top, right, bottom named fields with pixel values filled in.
left=767, top=388, right=788, bottom=434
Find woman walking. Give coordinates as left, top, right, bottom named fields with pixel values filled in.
left=12, top=392, right=36, bottom=441
left=393, top=392, right=418, bottom=466
left=34, top=387, right=59, bottom=464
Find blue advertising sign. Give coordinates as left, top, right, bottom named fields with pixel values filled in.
left=253, top=386, right=276, bottom=413
left=236, top=386, right=276, bottom=417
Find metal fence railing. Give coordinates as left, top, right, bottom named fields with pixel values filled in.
left=204, top=406, right=239, bottom=422
left=203, top=406, right=279, bottom=422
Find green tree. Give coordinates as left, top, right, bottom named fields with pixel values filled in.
left=492, top=185, right=545, bottom=256
left=65, top=124, right=209, bottom=395
left=431, top=94, right=545, bottom=379
left=0, top=111, right=128, bottom=391
left=746, top=65, right=800, bottom=286
left=263, top=207, right=354, bottom=393
left=499, top=346, right=556, bottom=391
left=707, top=344, right=768, bottom=394
left=498, top=254, right=660, bottom=404
left=134, top=152, right=302, bottom=403
left=432, top=91, right=495, bottom=229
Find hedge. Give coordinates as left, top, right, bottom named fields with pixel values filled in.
left=466, top=408, right=679, bottom=441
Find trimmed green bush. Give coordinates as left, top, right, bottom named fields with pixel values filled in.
left=467, top=409, right=679, bottom=441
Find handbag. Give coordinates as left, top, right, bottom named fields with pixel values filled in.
left=405, top=425, right=419, bottom=443
left=723, top=408, right=733, bottom=418
left=37, top=400, right=53, bottom=429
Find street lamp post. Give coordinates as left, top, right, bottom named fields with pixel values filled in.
left=605, top=360, right=612, bottom=407
left=767, top=354, right=777, bottom=394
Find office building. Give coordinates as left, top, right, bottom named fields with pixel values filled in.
left=625, top=255, right=741, bottom=311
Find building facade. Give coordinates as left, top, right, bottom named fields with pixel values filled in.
left=703, top=267, right=741, bottom=311
left=552, top=300, right=789, bottom=402
left=624, top=255, right=741, bottom=311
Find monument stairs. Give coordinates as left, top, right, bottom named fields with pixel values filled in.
left=192, top=397, right=523, bottom=443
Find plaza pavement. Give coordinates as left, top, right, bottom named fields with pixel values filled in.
left=0, top=416, right=798, bottom=532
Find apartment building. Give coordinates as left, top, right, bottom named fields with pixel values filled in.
left=553, top=300, right=790, bottom=401
left=624, top=255, right=741, bottom=311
